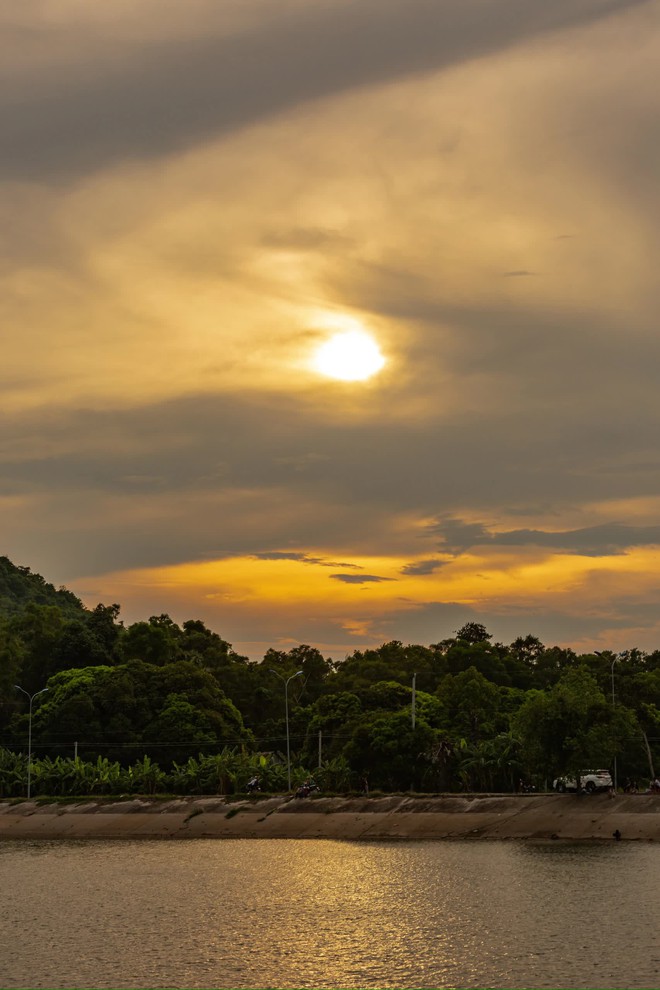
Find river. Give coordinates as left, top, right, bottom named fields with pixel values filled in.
left=1, top=838, right=658, bottom=988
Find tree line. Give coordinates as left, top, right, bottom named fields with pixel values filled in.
left=1, top=556, right=659, bottom=794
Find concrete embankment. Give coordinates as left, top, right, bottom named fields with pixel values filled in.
left=1, top=793, right=660, bottom=841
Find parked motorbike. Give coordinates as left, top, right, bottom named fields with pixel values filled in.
left=295, top=781, right=320, bottom=798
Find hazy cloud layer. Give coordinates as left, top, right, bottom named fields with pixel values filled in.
left=2, top=0, right=660, bottom=657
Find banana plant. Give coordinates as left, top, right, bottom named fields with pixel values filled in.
left=0, top=748, right=28, bottom=797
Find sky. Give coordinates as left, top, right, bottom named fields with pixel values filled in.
left=2, top=0, right=660, bottom=660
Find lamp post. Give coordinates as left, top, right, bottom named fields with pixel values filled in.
left=269, top=669, right=303, bottom=791
left=595, top=651, right=620, bottom=792
left=14, top=684, right=48, bottom=800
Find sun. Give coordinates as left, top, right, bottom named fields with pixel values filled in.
left=313, top=330, right=386, bottom=381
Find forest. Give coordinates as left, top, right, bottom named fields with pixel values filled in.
left=1, top=555, right=659, bottom=797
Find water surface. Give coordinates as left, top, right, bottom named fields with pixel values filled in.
left=1, top=838, right=658, bottom=988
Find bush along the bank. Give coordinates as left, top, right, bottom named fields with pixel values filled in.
left=0, top=748, right=314, bottom=798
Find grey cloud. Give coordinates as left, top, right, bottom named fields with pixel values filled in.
left=503, top=504, right=561, bottom=518
left=330, top=574, right=394, bottom=584
left=0, top=0, right=649, bottom=181
left=252, top=551, right=360, bottom=568
left=491, top=524, right=660, bottom=555
left=336, top=261, right=660, bottom=406
left=430, top=519, right=660, bottom=556
left=400, top=559, right=448, bottom=576
left=3, top=370, right=660, bottom=577
left=491, top=526, right=646, bottom=554
left=502, top=270, right=536, bottom=277
left=429, top=521, right=491, bottom=555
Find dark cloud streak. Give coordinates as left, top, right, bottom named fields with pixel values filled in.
left=252, top=551, right=360, bottom=567
left=400, top=558, right=448, bottom=575
left=430, top=518, right=660, bottom=556
left=0, top=0, right=649, bottom=181
left=331, top=573, right=393, bottom=584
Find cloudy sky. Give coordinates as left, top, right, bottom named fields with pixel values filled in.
left=3, top=0, right=660, bottom=659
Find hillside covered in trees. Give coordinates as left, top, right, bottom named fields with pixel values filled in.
left=1, top=556, right=659, bottom=795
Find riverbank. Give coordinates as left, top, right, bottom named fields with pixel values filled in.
left=1, top=792, right=660, bottom=841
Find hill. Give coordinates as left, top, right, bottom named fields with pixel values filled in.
left=0, top=556, right=85, bottom=618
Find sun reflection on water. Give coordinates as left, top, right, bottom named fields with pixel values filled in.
left=1, top=838, right=659, bottom=988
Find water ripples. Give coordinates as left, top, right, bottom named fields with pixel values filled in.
left=1, top=838, right=660, bottom=988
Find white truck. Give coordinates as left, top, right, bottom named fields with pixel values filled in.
left=553, top=769, right=613, bottom=793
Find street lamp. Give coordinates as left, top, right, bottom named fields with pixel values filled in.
left=411, top=672, right=417, bottom=730
left=14, top=684, right=48, bottom=800
left=269, top=669, right=303, bottom=791
left=595, top=651, right=620, bottom=792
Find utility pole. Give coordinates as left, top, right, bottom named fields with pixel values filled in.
left=611, top=655, right=620, bottom=792
left=411, top=672, right=417, bottom=729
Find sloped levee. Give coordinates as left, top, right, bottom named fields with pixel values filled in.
left=1, top=793, right=659, bottom=841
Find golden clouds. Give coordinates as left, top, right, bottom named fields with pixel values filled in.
left=70, top=538, right=660, bottom=657
left=4, top=5, right=658, bottom=417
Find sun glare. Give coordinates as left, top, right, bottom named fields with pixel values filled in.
left=313, top=330, right=386, bottom=381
